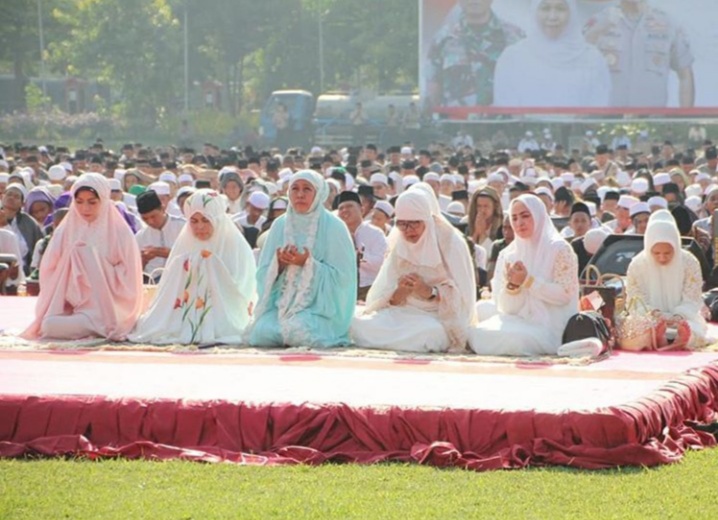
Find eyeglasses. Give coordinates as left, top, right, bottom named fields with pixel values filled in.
left=395, top=220, right=423, bottom=231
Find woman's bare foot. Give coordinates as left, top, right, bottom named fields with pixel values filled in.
left=658, top=320, right=691, bottom=351
left=654, top=319, right=668, bottom=350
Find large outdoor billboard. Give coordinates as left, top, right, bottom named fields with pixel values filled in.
left=420, top=0, right=718, bottom=117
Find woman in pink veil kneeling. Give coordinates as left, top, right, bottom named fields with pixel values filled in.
left=22, top=173, right=143, bottom=341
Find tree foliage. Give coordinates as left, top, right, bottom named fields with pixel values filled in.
left=4, top=0, right=420, bottom=123
left=0, top=0, right=71, bottom=110
left=49, top=0, right=182, bottom=123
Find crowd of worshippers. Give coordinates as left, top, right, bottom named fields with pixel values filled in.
left=0, top=137, right=715, bottom=355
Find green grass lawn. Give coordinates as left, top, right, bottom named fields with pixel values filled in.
left=2, top=448, right=717, bottom=519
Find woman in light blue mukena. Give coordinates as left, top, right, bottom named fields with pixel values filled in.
left=247, top=169, right=357, bottom=348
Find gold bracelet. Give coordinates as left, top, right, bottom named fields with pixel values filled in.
left=505, top=283, right=521, bottom=295
left=523, top=276, right=534, bottom=290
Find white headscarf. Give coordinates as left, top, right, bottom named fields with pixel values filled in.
left=527, top=0, right=587, bottom=67
left=284, top=169, right=329, bottom=250
left=504, top=193, right=565, bottom=282
left=130, top=189, right=256, bottom=344
left=634, top=210, right=685, bottom=312
left=391, top=190, right=442, bottom=268
left=177, top=189, right=254, bottom=289
left=499, top=193, right=574, bottom=325
left=274, top=169, right=331, bottom=323
left=365, top=188, right=477, bottom=348
left=409, top=182, right=441, bottom=217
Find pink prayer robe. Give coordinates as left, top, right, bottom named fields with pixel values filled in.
left=21, top=173, right=143, bottom=341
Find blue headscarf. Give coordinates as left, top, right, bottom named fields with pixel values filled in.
left=284, top=169, right=329, bottom=250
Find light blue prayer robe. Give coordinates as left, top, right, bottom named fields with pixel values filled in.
left=247, top=209, right=357, bottom=348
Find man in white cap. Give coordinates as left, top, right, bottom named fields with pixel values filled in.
left=178, top=172, right=195, bottom=188
left=685, top=195, right=703, bottom=216
left=46, top=164, right=67, bottom=197
left=652, top=172, right=671, bottom=194
left=402, top=174, right=421, bottom=192
left=147, top=181, right=171, bottom=206
left=452, top=129, right=474, bottom=150
left=605, top=194, right=639, bottom=234
left=233, top=190, right=269, bottom=248
left=438, top=173, right=455, bottom=210
left=370, top=200, right=394, bottom=235
left=158, top=171, right=179, bottom=197
left=695, top=172, right=712, bottom=191
left=400, top=146, right=413, bottom=160
left=135, top=190, right=185, bottom=279
left=108, top=179, right=125, bottom=204
left=583, top=227, right=609, bottom=257
left=630, top=177, right=649, bottom=198
left=487, top=171, right=508, bottom=199
left=447, top=201, right=466, bottom=218
left=336, top=191, right=387, bottom=301
left=422, top=172, right=441, bottom=198
left=647, top=195, right=668, bottom=213
left=629, top=202, right=651, bottom=235
left=370, top=173, right=390, bottom=201
left=535, top=187, right=554, bottom=214
left=147, top=177, right=184, bottom=218
left=540, top=130, right=556, bottom=152
left=582, top=130, right=600, bottom=154
left=517, top=131, right=539, bottom=154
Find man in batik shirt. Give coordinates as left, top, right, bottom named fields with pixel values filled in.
left=426, top=0, right=524, bottom=107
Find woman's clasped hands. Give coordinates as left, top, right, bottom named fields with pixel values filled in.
left=277, top=245, right=310, bottom=271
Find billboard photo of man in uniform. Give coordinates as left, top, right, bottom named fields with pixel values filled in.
left=425, top=0, right=524, bottom=108
left=584, top=0, right=695, bottom=108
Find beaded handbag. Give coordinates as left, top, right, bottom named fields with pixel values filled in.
left=616, top=296, right=657, bottom=351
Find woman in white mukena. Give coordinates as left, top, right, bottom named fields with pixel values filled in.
left=469, top=194, right=579, bottom=355
left=352, top=189, right=476, bottom=353
left=493, top=0, right=610, bottom=108
left=130, top=189, right=256, bottom=345
left=625, top=210, right=708, bottom=350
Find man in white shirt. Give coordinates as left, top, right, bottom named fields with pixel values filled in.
left=605, top=195, right=639, bottom=234
left=147, top=181, right=183, bottom=217
left=233, top=191, right=268, bottom=231
left=517, top=131, right=539, bottom=153
left=452, top=130, right=474, bottom=150
left=232, top=190, right=269, bottom=248
left=370, top=200, right=394, bottom=235
left=336, top=191, right=387, bottom=301
left=135, top=190, right=185, bottom=281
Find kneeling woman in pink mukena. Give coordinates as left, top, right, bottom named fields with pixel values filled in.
left=22, top=173, right=143, bottom=341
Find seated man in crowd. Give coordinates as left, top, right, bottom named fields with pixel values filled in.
left=336, top=191, right=387, bottom=301
left=135, top=190, right=185, bottom=282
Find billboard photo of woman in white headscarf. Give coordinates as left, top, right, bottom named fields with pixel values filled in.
left=492, top=0, right=611, bottom=108
left=420, top=0, right=717, bottom=116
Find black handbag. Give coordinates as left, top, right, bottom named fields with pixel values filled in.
left=703, top=289, right=718, bottom=322
left=562, top=311, right=614, bottom=353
